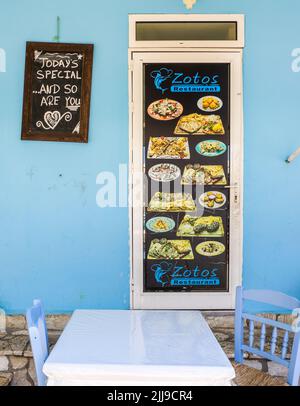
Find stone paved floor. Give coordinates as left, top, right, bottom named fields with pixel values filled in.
left=0, top=313, right=291, bottom=386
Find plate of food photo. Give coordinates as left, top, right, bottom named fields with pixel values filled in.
left=147, top=239, right=194, bottom=260
left=197, top=96, right=223, bottom=112
left=196, top=241, right=226, bottom=257
left=174, top=113, right=225, bottom=135
left=147, top=137, right=190, bottom=159
left=181, top=164, right=227, bottom=186
left=148, top=163, right=181, bottom=182
left=146, top=217, right=176, bottom=233
left=195, top=140, right=227, bottom=157
left=199, top=191, right=226, bottom=209
left=148, top=192, right=196, bottom=212
left=177, top=215, right=224, bottom=238
left=147, top=99, right=183, bottom=121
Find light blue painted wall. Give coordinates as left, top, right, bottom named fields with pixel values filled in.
left=0, top=0, right=300, bottom=313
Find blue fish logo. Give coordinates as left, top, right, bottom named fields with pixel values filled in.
left=151, top=262, right=173, bottom=287
left=150, top=68, right=173, bottom=94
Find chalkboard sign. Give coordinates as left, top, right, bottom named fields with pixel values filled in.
left=21, top=42, right=93, bottom=143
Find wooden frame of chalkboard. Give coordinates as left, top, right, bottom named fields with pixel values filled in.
left=21, top=42, right=93, bottom=143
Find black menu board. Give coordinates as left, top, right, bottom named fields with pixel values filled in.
left=21, top=42, right=93, bottom=143
left=143, top=63, right=230, bottom=292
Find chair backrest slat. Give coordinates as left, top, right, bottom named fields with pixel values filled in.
left=260, top=323, right=266, bottom=352
left=242, top=313, right=294, bottom=332
left=282, top=331, right=289, bottom=360
left=249, top=320, right=255, bottom=347
left=26, top=300, right=49, bottom=386
left=243, top=289, right=300, bottom=310
left=271, top=326, right=278, bottom=355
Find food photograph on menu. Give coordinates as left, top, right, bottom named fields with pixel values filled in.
left=143, top=63, right=230, bottom=291
left=148, top=192, right=196, bottom=212
left=174, top=113, right=225, bottom=135
left=147, top=137, right=190, bottom=159
left=181, top=164, right=227, bottom=185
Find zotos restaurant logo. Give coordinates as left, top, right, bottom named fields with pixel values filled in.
left=151, top=262, right=221, bottom=287
left=150, top=67, right=220, bottom=94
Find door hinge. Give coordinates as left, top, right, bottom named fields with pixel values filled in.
left=131, top=281, right=135, bottom=293
left=129, top=60, right=134, bottom=72
left=130, top=101, right=134, bottom=113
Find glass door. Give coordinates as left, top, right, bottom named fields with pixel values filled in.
left=130, top=52, right=243, bottom=309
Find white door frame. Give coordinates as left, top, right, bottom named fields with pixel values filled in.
left=129, top=50, right=243, bottom=310
left=129, top=14, right=245, bottom=49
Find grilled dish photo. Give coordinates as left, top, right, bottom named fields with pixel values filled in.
left=174, top=114, right=225, bottom=135
left=148, top=192, right=196, bottom=212
left=181, top=164, right=227, bottom=185
left=147, top=239, right=194, bottom=260
left=147, top=137, right=190, bottom=159
left=177, top=215, right=224, bottom=237
left=147, top=99, right=183, bottom=121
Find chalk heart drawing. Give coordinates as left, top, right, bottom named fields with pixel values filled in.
left=36, top=111, right=72, bottom=130
left=183, top=0, right=197, bottom=9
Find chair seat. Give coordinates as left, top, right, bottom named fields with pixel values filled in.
left=232, top=362, right=289, bottom=386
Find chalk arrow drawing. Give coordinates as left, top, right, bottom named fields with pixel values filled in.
left=34, top=50, right=43, bottom=61
left=72, top=122, right=80, bottom=134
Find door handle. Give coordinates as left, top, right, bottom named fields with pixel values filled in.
left=224, top=183, right=239, bottom=205
left=224, top=183, right=239, bottom=189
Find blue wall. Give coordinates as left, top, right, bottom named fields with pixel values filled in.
left=1, top=0, right=300, bottom=313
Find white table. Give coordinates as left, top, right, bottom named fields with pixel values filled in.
left=43, top=310, right=235, bottom=386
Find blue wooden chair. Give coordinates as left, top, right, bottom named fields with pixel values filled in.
left=235, top=286, right=300, bottom=386
left=26, top=299, right=49, bottom=386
